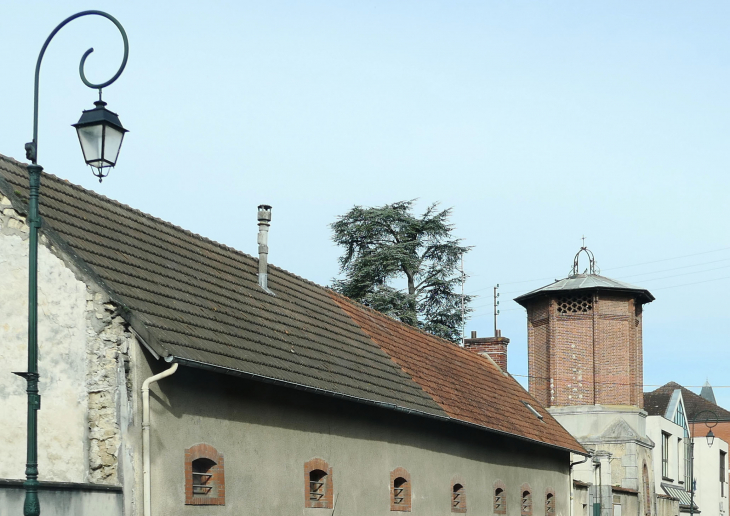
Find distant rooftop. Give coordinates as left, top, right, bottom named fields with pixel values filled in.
left=700, top=380, right=717, bottom=405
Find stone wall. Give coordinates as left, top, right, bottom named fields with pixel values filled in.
left=0, top=196, right=134, bottom=487
left=85, top=291, right=136, bottom=484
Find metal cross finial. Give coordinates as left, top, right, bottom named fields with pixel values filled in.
left=581, top=235, right=586, bottom=248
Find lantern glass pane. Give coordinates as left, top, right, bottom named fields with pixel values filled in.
left=102, top=124, right=125, bottom=166
left=76, top=124, right=104, bottom=167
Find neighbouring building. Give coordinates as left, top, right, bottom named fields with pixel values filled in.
left=0, top=153, right=586, bottom=516
left=514, top=247, right=679, bottom=516
left=645, top=381, right=730, bottom=515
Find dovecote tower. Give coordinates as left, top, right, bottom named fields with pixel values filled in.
left=514, top=248, right=654, bottom=409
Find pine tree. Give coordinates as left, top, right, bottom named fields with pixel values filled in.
left=331, top=200, right=471, bottom=343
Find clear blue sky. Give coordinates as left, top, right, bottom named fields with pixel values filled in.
left=2, top=1, right=729, bottom=409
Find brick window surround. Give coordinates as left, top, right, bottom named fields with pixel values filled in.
left=390, top=467, right=412, bottom=512
left=545, top=488, right=555, bottom=514
left=493, top=480, right=506, bottom=514
left=304, top=458, right=333, bottom=509
left=520, top=483, right=532, bottom=516
left=184, top=443, right=225, bottom=505
left=451, top=476, right=466, bottom=513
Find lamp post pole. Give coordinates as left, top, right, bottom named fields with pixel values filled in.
left=15, top=11, right=128, bottom=516
left=689, top=409, right=718, bottom=516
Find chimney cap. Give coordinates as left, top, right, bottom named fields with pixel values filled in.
left=257, top=205, right=272, bottom=222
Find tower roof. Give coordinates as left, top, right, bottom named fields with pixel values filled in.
left=514, top=246, right=655, bottom=307
left=514, top=273, right=655, bottom=307
left=700, top=380, right=717, bottom=405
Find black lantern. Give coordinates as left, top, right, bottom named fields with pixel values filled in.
left=707, top=429, right=715, bottom=448
left=72, top=99, right=128, bottom=181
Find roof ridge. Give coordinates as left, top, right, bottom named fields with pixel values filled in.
left=0, top=155, right=335, bottom=299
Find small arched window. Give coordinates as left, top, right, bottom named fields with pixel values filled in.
left=185, top=444, right=224, bottom=505
left=521, top=489, right=532, bottom=516
left=390, top=467, right=412, bottom=511
left=304, top=458, right=333, bottom=509
left=451, top=481, right=467, bottom=513
left=494, top=486, right=506, bottom=514
left=545, top=492, right=555, bottom=514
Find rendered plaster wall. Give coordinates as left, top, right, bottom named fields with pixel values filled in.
left=138, top=359, right=572, bottom=516
left=0, top=198, right=133, bottom=487
left=645, top=415, right=685, bottom=491
left=656, top=496, right=679, bottom=516
left=611, top=491, right=639, bottom=516
left=572, top=485, right=589, bottom=515
left=549, top=405, right=648, bottom=445
left=0, top=483, right=122, bottom=516
left=694, top=436, right=729, bottom=516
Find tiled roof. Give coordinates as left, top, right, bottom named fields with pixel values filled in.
left=0, top=154, right=585, bottom=455
left=644, top=382, right=730, bottom=422
left=514, top=273, right=654, bottom=307
left=331, top=292, right=587, bottom=452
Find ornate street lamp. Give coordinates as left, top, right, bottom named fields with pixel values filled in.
left=689, top=409, right=718, bottom=516
left=73, top=97, right=128, bottom=181
left=15, top=11, right=128, bottom=516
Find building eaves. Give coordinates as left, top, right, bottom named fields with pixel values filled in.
left=0, top=153, right=587, bottom=456
left=514, top=273, right=654, bottom=307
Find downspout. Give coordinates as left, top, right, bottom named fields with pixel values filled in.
left=570, top=453, right=591, bottom=516
left=142, top=362, right=178, bottom=516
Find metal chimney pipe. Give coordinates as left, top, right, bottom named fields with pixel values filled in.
left=257, top=205, right=273, bottom=294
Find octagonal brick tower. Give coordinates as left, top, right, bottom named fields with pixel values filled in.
left=514, top=248, right=654, bottom=409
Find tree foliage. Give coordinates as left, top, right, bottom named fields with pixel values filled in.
left=331, top=200, right=471, bottom=343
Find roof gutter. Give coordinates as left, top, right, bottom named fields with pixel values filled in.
left=164, top=355, right=588, bottom=456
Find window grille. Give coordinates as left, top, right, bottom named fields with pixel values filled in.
left=452, top=484, right=464, bottom=508
left=192, top=458, right=216, bottom=496
left=393, top=477, right=407, bottom=505
left=557, top=294, right=592, bottom=314
left=309, top=470, right=327, bottom=501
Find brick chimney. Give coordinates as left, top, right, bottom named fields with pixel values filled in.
left=464, top=331, right=509, bottom=372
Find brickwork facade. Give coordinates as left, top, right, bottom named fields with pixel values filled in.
left=525, top=291, right=644, bottom=408
left=463, top=336, right=510, bottom=371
